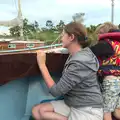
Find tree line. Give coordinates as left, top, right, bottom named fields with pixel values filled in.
left=7, top=13, right=120, bottom=45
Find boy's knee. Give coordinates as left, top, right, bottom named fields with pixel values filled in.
left=32, top=104, right=46, bottom=119
left=32, top=105, right=41, bottom=119
left=113, top=108, right=120, bottom=119
left=32, top=105, right=37, bottom=114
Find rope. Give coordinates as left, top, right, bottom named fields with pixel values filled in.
left=50, top=34, right=61, bottom=50
left=13, top=0, right=18, bottom=12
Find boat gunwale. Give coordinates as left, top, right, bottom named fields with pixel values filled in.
left=0, top=43, right=62, bottom=53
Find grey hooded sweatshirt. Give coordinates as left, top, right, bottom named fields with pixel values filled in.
left=49, top=47, right=103, bottom=108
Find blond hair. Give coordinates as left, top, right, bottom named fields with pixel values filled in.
left=95, top=22, right=118, bottom=34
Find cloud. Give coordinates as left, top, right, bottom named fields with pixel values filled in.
left=0, top=0, right=120, bottom=27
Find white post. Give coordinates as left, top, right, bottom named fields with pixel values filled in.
left=111, top=0, right=114, bottom=23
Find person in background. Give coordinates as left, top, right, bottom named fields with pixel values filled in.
left=32, top=22, right=103, bottom=120
left=93, top=22, right=120, bottom=120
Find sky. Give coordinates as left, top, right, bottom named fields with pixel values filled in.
left=0, top=0, right=120, bottom=33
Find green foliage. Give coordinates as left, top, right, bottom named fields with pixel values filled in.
left=9, top=19, right=62, bottom=44
left=56, top=20, right=65, bottom=32
left=8, top=17, right=120, bottom=46
left=46, top=20, right=53, bottom=29
left=118, top=24, right=120, bottom=29
left=9, top=26, right=21, bottom=37
left=9, top=18, right=38, bottom=38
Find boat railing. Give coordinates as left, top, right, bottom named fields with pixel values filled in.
left=0, top=43, right=62, bottom=53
